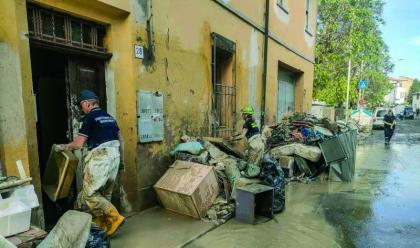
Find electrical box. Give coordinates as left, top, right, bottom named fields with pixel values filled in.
left=137, top=90, right=164, bottom=143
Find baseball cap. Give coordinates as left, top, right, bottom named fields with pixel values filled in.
left=76, top=90, right=98, bottom=105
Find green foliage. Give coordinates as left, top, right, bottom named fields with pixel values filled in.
left=314, top=0, right=393, bottom=108
left=407, top=79, right=420, bottom=104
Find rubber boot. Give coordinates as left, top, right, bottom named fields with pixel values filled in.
left=92, top=216, right=108, bottom=232
left=105, top=206, right=125, bottom=236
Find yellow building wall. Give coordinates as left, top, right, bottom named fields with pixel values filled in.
left=270, top=0, right=317, bottom=60
left=131, top=0, right=266, bottom=205
left=0, top=0, right=316, bottom=217
left=131, top=0, right=315, bottom=206
left=0, top=0, right=45, bottom=226
left=0, top=0, right=140, bottom=218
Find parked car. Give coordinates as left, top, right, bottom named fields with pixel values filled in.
left=372, top=108, right=388, bottom=129
left=394, top=104, right=405, bottom=118
left=402, top=106, right=414, bottom=120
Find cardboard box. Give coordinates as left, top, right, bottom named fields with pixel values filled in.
left=154, top=160, right=219, bottom=219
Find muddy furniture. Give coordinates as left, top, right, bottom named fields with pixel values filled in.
left=43, top=147, right=78, bottom=202
left=154, top=160, right=219, bottom=219
left=319, top=130, right=357, bottom=182
left=235, top=184, right=274, bottom=224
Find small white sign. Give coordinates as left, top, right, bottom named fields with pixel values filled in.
left=134, top=45, right=144, bottom=59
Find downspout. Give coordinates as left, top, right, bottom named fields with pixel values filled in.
left=261, top=0, right=270, bottom=127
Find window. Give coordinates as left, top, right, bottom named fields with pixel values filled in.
left=27, top=4, right=107, bottom=52
left=277, top=0, right=289, bottom=14
left=211, top=33, right=236, bottom=138
left=305, top=0, right=313, bottom=35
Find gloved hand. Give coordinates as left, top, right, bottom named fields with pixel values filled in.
left=54, top=144, right=66, bottom=152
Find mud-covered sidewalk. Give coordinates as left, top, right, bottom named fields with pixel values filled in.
left=112, top=119, right=420, bottom=248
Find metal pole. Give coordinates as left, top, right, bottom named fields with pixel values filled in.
left=345, top=58, right=352, bottom=122
left=357, top=61, right=365, bottom=108
left=261, top=0, right=270, bottom=127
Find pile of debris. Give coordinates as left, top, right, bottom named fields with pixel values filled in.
left=155, top=113, right=357, bottom=225
left=157, top=136, right=285, bottom=226
left=265, top=113, right=358, bottom=180
left=267, top=113, right=341, bottom=148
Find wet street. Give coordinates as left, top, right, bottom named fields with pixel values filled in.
left=187, top=119, right=420, bottom=248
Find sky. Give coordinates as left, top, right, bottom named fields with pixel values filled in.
left=381, top=0, right=420, bottom=79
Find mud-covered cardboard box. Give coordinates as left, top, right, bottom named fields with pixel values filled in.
left=154, top=160, right=219, bottom=219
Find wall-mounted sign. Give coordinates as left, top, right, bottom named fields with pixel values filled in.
left=134, top=45, right=144, bottom=59
left=137, top=91, right=164, bottom=143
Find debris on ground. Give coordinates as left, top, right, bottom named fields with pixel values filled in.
left=38, top=210, right=92, bottom=248
left=154, top=160, right=219, bottom=219
left=154, top=112, right=358, bottom=225
left=259, top=154, right=285, bottom=213
left=85, top=225, right=110, bottom=248
left=6, top=226, right=47, bottom=247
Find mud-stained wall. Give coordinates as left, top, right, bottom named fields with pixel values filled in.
left=0, top=0, right=140, bottom=216
left=130, top=0, right=316, bottom=207
left=0, top=0, right=316, bottom=215
left=0, top=0, right=44, bottom=227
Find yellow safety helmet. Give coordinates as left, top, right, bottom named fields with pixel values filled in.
left=241, top=106, right=255, bottom=115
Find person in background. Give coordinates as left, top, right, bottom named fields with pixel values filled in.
left=383, top=109, right=396, bottom=145
left=416, top=108, right=419, bottom=118
left=57, top=90, right=125, bottom=236
left=231, top=106, right=265, bottom=176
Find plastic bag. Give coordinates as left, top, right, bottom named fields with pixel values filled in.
left=85, top=225, right=110, bottom=248
left=169, top=141, right=204, bottom=156
left=259, top=154, right=285, bottom=213
left=10, top=184, right=39, bottom=208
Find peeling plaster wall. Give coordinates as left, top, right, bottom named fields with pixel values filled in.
left=0, top=0, right=44, bottom=227
left=247, top=28, right=260, bottom=126
left=0, top=43, right=28, bottom=176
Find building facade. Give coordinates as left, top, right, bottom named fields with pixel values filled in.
left=412, top=92, right=420, bottom=111
left=0, top=0, right=317, bottom=225
left=385, top=76, right=413, bottom=105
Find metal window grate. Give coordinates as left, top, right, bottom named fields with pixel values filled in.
left=27, top=4, right=107, bottom=53
left=214, top=84, right=236, bottom=137
left=211, top=33, right=237, bottom=138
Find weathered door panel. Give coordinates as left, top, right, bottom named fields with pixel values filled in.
left=277, top=69, right=295, bottom=121
left=66, top=56, right=106, bottom=138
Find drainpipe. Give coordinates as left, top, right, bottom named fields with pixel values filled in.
left=261, top=0, right=270, bottom=127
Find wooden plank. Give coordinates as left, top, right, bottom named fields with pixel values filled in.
left=203, top=137, right=245, bottom=159
left=7, top=226, right=47, bottom=247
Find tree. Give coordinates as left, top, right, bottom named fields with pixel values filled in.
left=407, top=79, right=420, bottom=104
left=314, top=0, right=393, bottom=108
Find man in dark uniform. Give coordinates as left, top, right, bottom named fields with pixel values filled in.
left=383, top=109, right=396, bottom=145
left=57, top=90, right=125, bottom=236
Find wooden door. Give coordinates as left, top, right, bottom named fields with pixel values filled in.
left=66, top=56, right=106, bottom=139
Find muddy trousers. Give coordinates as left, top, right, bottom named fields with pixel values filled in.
left=75, top=141, right=120, bottom=218
left=247, top=135, right=265, bottom=167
